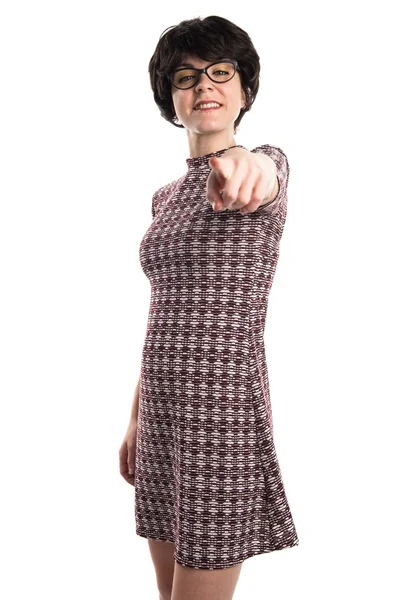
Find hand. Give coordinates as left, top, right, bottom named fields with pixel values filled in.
left=206, top=147, right=277, bottom=214
left=119, top=420, right=137, bottom=486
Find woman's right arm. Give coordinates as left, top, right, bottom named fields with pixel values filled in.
left=129, top=375, right=141, bottom=423
left=120, top=375, right=140, bottom=484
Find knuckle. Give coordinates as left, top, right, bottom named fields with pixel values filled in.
left=252, top=194, right=263, bottom=204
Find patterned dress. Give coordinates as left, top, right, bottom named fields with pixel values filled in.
left=134, top=143, right=299, bottom=569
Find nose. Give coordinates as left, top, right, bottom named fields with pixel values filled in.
left=194, top=71, right=215, bottom=93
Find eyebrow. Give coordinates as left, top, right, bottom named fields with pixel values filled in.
left=176, top=58, right=229, bottom=68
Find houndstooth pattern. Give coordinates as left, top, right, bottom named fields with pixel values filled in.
left=134, top=144, right=299, bottom=569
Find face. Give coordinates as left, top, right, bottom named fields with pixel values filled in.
left=170, top=54, right=246, bottom=136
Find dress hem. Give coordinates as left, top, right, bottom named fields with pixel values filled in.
left=136, top=530, right=299, bottom=570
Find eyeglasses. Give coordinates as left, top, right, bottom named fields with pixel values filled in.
left=167, top=59, right=240, bottom=90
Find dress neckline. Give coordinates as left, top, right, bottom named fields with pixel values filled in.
left=185, top=144, right=246, bottom=171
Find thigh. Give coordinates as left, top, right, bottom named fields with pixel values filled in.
left=147, top=539, right=176, bottom=598
left=171, top=561, right=243, bottom=600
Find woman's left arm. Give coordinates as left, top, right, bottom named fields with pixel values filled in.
left=206, top=145, right=289, bottom=215
left=253, top=152, right=279, bottom=206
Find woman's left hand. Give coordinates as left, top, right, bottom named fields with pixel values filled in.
left=206, top=147, right=277, bottom=215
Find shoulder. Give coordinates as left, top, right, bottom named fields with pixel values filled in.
left=151, top=175, right=185, bottom=218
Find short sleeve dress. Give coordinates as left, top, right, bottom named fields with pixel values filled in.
left=134, top=143, right=299, bottom=570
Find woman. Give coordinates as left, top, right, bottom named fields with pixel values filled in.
left=119, top=15, right=299, bottom=600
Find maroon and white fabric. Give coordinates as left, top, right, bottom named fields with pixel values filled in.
left=134, top=143, right=299, bottom=570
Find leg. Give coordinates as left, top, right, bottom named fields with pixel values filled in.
left=147, top=539, right=176, bottom=600
left=171, top=560, right=243, bottom=600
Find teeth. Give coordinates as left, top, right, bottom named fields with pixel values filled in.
left=195, top=102, right=221, bottom=110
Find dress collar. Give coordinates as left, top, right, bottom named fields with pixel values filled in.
left=185, top=144, right=246, bottom=171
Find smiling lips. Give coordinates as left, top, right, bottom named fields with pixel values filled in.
left=194, top=103, right=222, bottom=113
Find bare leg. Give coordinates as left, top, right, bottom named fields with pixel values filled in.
left=147, top=539, right=175, bottom=600
left=171, top=560, right=243, bottom=600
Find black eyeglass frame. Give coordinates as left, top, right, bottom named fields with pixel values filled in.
left=167, top=59, right=240, bottom=90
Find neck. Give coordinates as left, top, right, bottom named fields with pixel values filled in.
left=186, top=130, right=236, bottom=159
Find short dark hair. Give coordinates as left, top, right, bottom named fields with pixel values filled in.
left=148, top=16, right=261, bottom=134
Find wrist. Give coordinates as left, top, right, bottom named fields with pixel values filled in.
left=260, top=174, right=279, bottom=206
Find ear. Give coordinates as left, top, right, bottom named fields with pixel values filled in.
left=241, top=88, right=246, bottom=109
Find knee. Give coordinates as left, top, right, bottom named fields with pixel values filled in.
left=159, top=589, right=172, bottom=600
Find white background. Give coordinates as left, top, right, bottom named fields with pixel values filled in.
left=1, top=1, right=399, bottom=599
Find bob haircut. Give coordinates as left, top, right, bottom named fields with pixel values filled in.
left=148, top=15, right=261, bottom=135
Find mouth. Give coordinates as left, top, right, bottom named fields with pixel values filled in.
left=193, top=103, right=222, bottom=112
